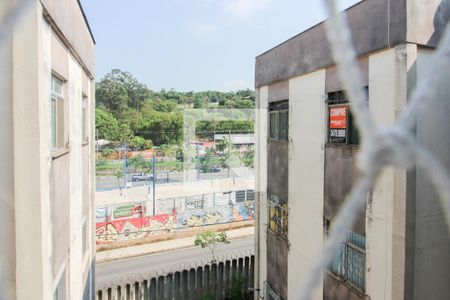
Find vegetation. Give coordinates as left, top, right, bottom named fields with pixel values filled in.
left=95, top=69, right=255, bottom=147
left=194, top=231, right=230, bottom=263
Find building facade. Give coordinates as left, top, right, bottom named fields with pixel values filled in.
left=0, top=1, right=95, bottom=299
left=254, top=0, right=450, bottom=299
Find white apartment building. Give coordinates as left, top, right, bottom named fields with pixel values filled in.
left=0, top=0, right=95, bottom=299
left=254, top=0, right=450, bottom=299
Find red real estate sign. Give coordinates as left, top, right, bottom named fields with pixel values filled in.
left=329, top=106, right=347, bottom=129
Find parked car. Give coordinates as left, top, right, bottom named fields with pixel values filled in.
left=131, top=173, right=153, bottom=181
left=201, top=166, right=221, bottom=173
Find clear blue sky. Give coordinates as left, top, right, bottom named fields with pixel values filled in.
left=80, top=0, right=360, bottom=92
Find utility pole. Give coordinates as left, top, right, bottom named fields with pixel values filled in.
left=123, top=142, right=127, bottom=188
left=152, top=156, right=156, bottom=215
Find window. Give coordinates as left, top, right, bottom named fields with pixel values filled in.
left=53, top=270, right=66, bottom=300
left=268, top=100, right=289, bottom=141
left=51, top=76, right=65, bottom=150
left=266, top=282, right=282, bottom=300
left=269, top=111, right=278, bottom=139
left=268, top=194, right=288, bottom=238
left=82, top=94, right=88, bottom=142
left=327, top=226, right=366, bottom=292
left=327, top=89, right=366, bottom=145
left=235, top=190, right=246, bottom=203
left=246, top=189, right=255, bottom=201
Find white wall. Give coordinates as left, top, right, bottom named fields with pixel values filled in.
left=413, top=47, right=450, bottom=300
left=366, top=44, right=416, bottom=300
left=13, top=2, right=53, bottom=299
left=0, top=1, right=15, bottom=298
left=254, top=86, right=268, bottom=297
left=288, top=69, right=326, bottom=300
left=68, top=54, right=84, bottom=300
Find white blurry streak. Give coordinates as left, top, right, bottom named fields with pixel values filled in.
left=298, top=172, right=377, bottom=300
left=398, top=24, right=450, bottom=130
left=0, top=0, right=33, bottom=45
left=323, top=0, right=375, bottom=138
left=414, top=145, right=450, bottom=232
left=0, top=1, right=32, bottom=300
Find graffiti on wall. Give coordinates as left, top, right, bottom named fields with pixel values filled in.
left=232, top=202, right=255, bottom=222
left=176, top=206, right=229, bottom=228
left=96, top=202, right=176, bottom=244
left=96, top=190, right=256, bottom=244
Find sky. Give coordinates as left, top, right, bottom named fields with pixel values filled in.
left=81, top=0, right=361, bottom=92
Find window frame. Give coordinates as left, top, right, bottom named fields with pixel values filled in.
left=53, top=266, right=67, bottom=300
left=51, top=74, right=67, bottom=151
left=268, top=100, right=289, bottom=142
left=326, top=89, right=367, bottom=146
left=326, top=222, right=367, bottom=293
left=82, top=93, right=89, bottom=144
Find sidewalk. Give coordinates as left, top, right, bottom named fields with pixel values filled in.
left=96, top=225, right=254, bottom=264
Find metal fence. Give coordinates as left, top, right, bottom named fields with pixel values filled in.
left=330, top=231, right=366, bottom=292
left=96, top=255, right=255, bottom=300
left=96, top=190, right=255, bottom=244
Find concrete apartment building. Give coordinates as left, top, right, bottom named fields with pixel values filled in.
left=254, top=0, right=450, bottom=299
left=0, top=1, right=95, bottom=299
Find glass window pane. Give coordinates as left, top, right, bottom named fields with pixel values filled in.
left=51, top=97, right=57, bottom=148
left=278, top=111, right=288, bottom=140
left=57, top=99, right=64, bottom=148
left=269, top=112, right=278, bottom=139
left=82, top=97, right=88, bottom=141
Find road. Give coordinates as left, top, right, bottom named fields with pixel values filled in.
left=96, top=169, right=240, bottom=191
left=96, top=237, right=254, bottom=289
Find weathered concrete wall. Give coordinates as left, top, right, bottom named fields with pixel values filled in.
left=40, top=0, right=95, bottom=77
left=288, top=69, right=326, bottom=300
left=324, top=145, right=364, bottom=235
left=325, top=57, right=368, bottom=93
left=266, top=91, right=289, bottom=298
left=255, top=0, right=407, bottom=87
left=268, top=81, right=289, bottom=103
left=256, top=0, right=446, bottom=88
left=52, top=154, right=70, bottom=278
left=323, top=273, right=363, bottom=300
left=267, top=142, right=289, bottom=202
left=266, top=232, right=288, bottom=299
left=413, top=47, right=450, bottom=300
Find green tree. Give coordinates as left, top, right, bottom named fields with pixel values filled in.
left=119, top=108, right=142, bottom=132
left=130, top=154, right=146, bottom=171
left=95, top=107, right=120, bottom=141
left=117, top=123, right=134, bottom=143
left=114, top=170, right=124, bottom=187
left=216, top=137, right=233, bottom=153
left=194, top=231, right=230, bottom=263
left=139, top=111, right=183, bottom=145
left=98, top=69, right=149, bottom=111
left=131, top=136, right=152, bottom=150
left=96, top=80, right=128, bottom=114
left=243, top=146, right=254, bottom=168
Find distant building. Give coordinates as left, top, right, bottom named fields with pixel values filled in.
left=254, top=0, right=450, bottom=299
left=0, top=1, right=95, bottom=299
left=214, top=133, right=255, bottom=147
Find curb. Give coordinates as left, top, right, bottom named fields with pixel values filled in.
left=96, top=226, right=254, bottom=264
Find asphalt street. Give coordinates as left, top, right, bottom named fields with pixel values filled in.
left=96, top=169, right=231, bottom=191
left=96, top=237, right=254, bottom=288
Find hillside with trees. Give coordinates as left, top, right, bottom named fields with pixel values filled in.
left=95, top=69, right=255, bottom=149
